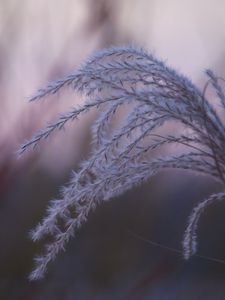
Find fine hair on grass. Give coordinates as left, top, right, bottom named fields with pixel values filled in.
left=20, top=46, right=225, bottom=280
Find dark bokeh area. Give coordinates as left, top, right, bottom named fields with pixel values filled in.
left=1, top=1, right=225, bottom=299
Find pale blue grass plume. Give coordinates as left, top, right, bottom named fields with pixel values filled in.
left=20, top=46, right=225, bottom=280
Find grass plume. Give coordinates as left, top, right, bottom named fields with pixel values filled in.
left=20, top=46, right=225, bottom=280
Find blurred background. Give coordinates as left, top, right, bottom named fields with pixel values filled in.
left=1, top=0, right=225, bottom=299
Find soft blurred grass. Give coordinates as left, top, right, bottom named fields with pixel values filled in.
left=1, top=1, right=225, bottom=299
